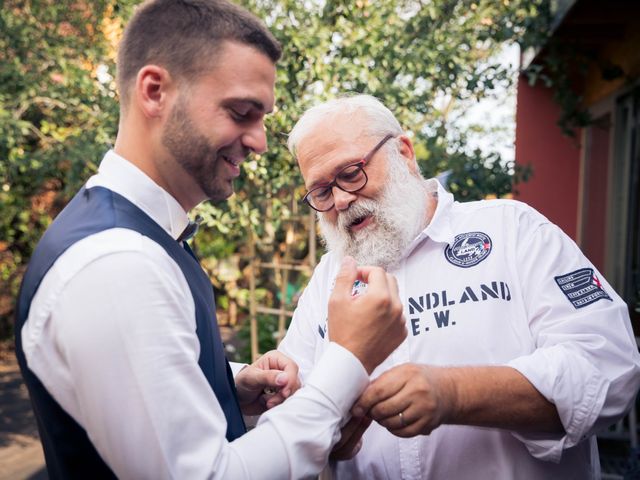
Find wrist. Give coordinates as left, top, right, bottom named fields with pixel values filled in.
left=433, top=366, right=461, bottom=425
left=331, top=339, right=375, bottom=374
left=354, top=350, right=378, bottom=375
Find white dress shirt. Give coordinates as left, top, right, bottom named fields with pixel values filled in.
left=21, top=150, right=369, bottom=479
left=279, top=179, right=640, bottom=480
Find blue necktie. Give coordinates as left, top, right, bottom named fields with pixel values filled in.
left=177, top=216, right=202, bottom=242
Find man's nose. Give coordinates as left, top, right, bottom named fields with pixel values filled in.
left=332, top=186, right=357, bottom=211
left=243, top=122, right=268, bottom=154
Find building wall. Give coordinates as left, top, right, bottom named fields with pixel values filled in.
left=580, top=117, right=610, bottom=272
left=514, top=76, right=582, bottom=239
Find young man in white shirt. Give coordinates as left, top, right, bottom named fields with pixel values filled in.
left=15, top=3, right=407, bottom=479
left=279, top=94, right=640, bottom=479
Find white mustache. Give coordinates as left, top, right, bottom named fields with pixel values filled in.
left=336, top=200, right=378, bottom=232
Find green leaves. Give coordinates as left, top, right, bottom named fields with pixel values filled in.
left=0, top=0, right=548, bottom=338
left=0, top=0, right=131, bottom=330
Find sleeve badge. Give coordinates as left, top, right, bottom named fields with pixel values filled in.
left=554, top=268, right=612, bottom=309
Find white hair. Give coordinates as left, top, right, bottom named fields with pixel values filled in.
left=287, top=94, right=405, bottom=158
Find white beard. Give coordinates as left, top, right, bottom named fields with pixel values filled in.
left=318, top=152, right=431, bottom=270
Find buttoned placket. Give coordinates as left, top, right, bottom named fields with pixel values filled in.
left=390, top=257, right=424, bottom=479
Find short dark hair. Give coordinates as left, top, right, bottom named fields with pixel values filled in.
left=116, top=0, right=281, bottom=107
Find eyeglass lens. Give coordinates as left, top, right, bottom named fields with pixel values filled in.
left=303, top=134, right=394, bottom=212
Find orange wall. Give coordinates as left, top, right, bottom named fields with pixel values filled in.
left=514, top=76, right=582, bottom=239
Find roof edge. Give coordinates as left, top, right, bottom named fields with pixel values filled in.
left=520, top=0, right=580, bottom=71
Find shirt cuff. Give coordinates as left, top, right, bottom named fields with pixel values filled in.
left=305, top=342, right=370, bottom=415
left=229, top=361, right=247, bottom=378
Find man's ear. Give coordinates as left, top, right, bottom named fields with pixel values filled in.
left=134, top=65, right=174, bottom=119
left=398, top=135, right=419, bottom=174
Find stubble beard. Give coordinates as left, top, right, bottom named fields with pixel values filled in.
left=318, top=151, right=431, bottom=270
left=161, top=98, right=229, bottom=202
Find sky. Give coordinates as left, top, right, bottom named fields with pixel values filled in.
left=452, top=43, right=520, bottom=163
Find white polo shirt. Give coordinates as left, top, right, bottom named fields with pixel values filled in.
left=279, top=179, right=640, bottom=480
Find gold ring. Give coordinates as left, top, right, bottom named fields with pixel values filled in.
left=398, top=411, right=406, bottom=427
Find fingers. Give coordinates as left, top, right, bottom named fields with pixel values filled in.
left=353, top=268, right=403, bottom=333
left=334, top=416, right=369, bottom=449
left=355, top=265, right=381, bottom=283
left=259, top=370, right=290, bottom=410
left=261, top=370, right=291, bottom=397
left=239, top=367, right=285, bottom=392
left=369, top=396, right=412, bottom=424
left=352, top=368, right=407, bottom=417
left=332, top=256, right=359, bottom=301
left=263, top=390, right=288, bottom=409
left=379, top=408, right=423, bottom=438
left=354, top=266, right=398, bottom=294
left=276, top=359, right=300, bottom=397
left=330, top=416, right=372, bottom=461
left=379, top=405, right=440, bottom=438
left=332, top=259, right=398, bottom=305
left=255, top=350, right=296, bottom=372
left=352, top=365, right=447, bottom=438
left=354, top=266, right=389, bottom=301
left=236, top=366, right=294, bottom=415
left=254, top=351, right=301, bottom=397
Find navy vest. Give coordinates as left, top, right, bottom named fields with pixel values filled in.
left=15, top=186, right=246, bottom=479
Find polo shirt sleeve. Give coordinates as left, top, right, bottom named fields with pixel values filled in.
left=506, top=206, right=640, bottom=462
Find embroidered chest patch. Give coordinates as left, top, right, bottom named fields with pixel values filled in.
left=554, top=268, right=612, bottom=309
left=445, top=232, right=492, bottom=268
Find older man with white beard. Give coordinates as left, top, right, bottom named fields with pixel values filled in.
left=278, top=94, right=640, bottom=480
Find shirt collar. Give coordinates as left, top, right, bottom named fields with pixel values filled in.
left=421, top=178, right=456, bottom=245
left=85, top=150, right=190, bottom=240
left=391, top=178, right=455, bottom=266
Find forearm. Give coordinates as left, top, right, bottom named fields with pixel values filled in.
left=441, top=365, right=563, bottom=433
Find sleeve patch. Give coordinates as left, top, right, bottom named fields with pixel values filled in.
left=554, top=268, right=613, bottom=309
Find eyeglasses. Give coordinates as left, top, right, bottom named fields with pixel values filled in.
left=301, top=134, right=394, bottom=212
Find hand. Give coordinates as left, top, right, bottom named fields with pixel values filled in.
left=234, top=350, right=301, bottom=415
left=351, top=364, right=455, bottom=437
left=329, top=415, right=372, bottom=461
left=328, top=256, right=407, bottom=374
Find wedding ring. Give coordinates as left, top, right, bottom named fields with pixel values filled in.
left=398, top=411, right=406, bottom=427
left=263, top=387, right=277, bottom=395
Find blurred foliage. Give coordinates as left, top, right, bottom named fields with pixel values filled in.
left=524, top=43, right=593, bottom=137
left=1, top=0, right=550, bottom=344
left=235, top=314, right=284, bottom=362
left=0, top=0, right=132, bottom=337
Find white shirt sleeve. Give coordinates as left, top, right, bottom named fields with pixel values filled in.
left=506, top=208, right=640, bottom=462
left=229, top=362, right=247, bottom=377
left=21, top=231, right=368, bottom=479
